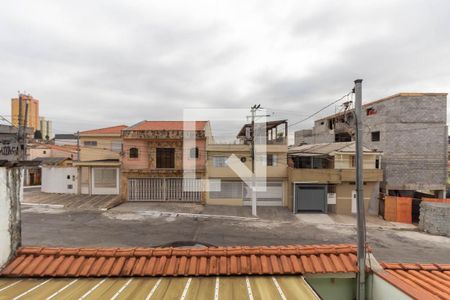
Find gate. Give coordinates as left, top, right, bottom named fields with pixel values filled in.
left=128, top=178, right=202, bottom=202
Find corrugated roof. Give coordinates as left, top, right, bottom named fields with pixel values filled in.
left=0, top=276, right=319, bottom=299
left=378, top=263, right=450, bottom=300
left=126, top=121, right=208, bottom=131
left=1, top=244, right=358, bottom=278
left=79, top=125, right=128, bottom=135
left=289, top=142, right=377, bottom=156
left=32, top=157, right=71, bottom=166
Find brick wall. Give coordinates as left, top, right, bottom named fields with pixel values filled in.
left=419, top=202, right=450, bottom=236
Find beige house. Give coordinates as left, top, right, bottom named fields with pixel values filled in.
left=73, top=125, right=127, bottom=195
left=206, top=120, right=289, bottom=206
left=288, top=142, right=383, bottom=215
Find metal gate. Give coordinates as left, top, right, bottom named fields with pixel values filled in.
left=128, top=178, right=202, bottom=202
left=295, top=184, right=327, bottom=213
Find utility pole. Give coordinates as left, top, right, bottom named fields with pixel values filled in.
left=354, top=79, right=366, bottom=300
left=250, top=104, right=258, bottom=217
left=76, top=131, right=80, bottom=161
left=22, top=101, right=29, bottom=161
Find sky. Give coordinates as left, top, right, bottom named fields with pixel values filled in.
left=0, top=0, right=449, bottom=140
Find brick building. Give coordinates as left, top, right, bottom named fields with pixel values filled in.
left=295, top=93, right=448, bottom=198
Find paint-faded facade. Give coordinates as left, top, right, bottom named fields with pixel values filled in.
left=295, top=93, right=447, bottom=198
left=121, top=121, right=210, bottom=202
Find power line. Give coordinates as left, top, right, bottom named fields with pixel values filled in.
left=287, top=91, right=353, bottom=128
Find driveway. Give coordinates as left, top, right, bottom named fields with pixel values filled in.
left=21, top=205, right=450, bottom=264
left=23, top=191, right=123, bottom=210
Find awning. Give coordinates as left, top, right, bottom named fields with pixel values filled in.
left=0, top=276, right=320, bottom=299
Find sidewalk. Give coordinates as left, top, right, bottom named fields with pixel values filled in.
left=295, top=213, right=417, bottom=230
left=109, top=202, right=297, bottom=222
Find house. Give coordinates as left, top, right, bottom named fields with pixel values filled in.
left=288, top=142, right=383, bottom=214
left=294, top=93, right=448, bottom=199
left=0, top=168, right=448, bottom=299
left=72, top=125, right=127, bottom=195
left=206, top=120, right=289, bottom=206
left=36, top=157, right=78, bottom=194
left=121, top=121, right=211, bottom=202
left=53, top=133, right=77, bottom=146
left=25, top=143, right=78, bottom=186
left=0, top=125, right=20, bottom=162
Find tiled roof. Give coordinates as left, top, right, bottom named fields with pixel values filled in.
left=80, top=125, right=128, bottom=135
left=126, top=121, right=208, bottom=131
left=378, top=263, right=450, bottom=300
left=1, top=244, right=358, bottom=278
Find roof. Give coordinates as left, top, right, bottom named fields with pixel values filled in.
left=126, top=121, right=208, bottom=131
left=30, top=144, right=78, bottom=154
left=0, top=244, right=358, bottom=278
left=79, top=125, right=128, bottom=135
left=54, top=134, right=77, bottom=140
left=316, top=93, right=448, bottom=122
left=32, top=157, right=72, bottom=166
left=237, top=120, right=287, bottom=137
left=0, top=276, right=319, bottom=299
left=377, top=263, right=450, bottom=300
left=289, top=142, right=379, bottom=156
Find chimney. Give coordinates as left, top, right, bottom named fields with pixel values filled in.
left=0, top=166, right=22, bottom=268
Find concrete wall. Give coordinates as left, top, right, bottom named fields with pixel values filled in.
left=419, top=202, right=450, bottom=236
left=294, top=94, right=448, bottom=193
left=0, top=167, right=22, bottom=268
left=306, top=277, right=355, bottom=300
left=41, top=167, right=78, bottom=194
left=371, top=274, right=411, bottom=300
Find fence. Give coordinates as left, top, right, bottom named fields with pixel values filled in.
left=384, top=196, right=412, bottom=224
left=128, top=178, right=202, bottom=202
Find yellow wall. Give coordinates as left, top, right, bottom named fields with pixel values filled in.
left=333, top=153, right=379, bottom=169
left=79, top=135, right=121, bottom=162
left=11, top=96, right=39, bottom=131
left=335, top=182, right=377, bottom=214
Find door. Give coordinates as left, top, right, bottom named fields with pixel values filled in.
left=295, top=184, right=327, bottom=213
left=351, top=190, right=357, bottom=213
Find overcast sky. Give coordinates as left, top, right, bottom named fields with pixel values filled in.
left=0, top=0, right=449, bottom=138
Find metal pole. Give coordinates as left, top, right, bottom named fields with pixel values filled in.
left=251, top=106, right=257, bottom=216
left=23, top=102, right=29, bottom=161
left=354, top=79, right=366, bottom=300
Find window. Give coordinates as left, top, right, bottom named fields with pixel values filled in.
left=267, top=154, right=277, bottom=166
left=83, top=141, right=97, bottom=147
left=371, top=131, right=380, bottom=142
left=129, top=147, right=139, bottom=158
left=375, top=158, right=380, bottom=169
left=66, top=175, right=70, bottom=179
left=213, top=156, right=227, bottom=167
left=366, top=107, right=377, bottom=116
left=111, top=140, right=122, bottom=153
left=350, top=155, right=356, bottom=168
left=93, top=168, right=117, bottom=188
left=190, top=147, right=199, bottom=159
left=156, top=148, right=175, bottom=168
left=210, top=181, right=243, bottom=199
left=43, top=150, right=47, bottom=154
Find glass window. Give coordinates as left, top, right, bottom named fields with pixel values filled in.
left=156, top=148, right=175, bottom=168
left=129, top=147, right=139, bottom=158
left=213, top=156, right=227, bottom=167
left=267, top=154, right=277, bottom=166
left=94, top=168, right=117, bottom=188
left=83, top=141, right=97, bottom=147
left=111, top=140, right=122, bottom=153
left=190, top=147, right=199, bottom=159
left=371, top=131, right=380, bottom=142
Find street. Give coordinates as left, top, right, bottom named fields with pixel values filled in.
left=21, top=206, right=450, bottom=264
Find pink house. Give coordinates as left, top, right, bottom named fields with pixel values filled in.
left=121, top=121, right=211, bottom=203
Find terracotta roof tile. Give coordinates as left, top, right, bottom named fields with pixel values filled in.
left=80, top=125, right=127, bottom=135
left=126, top=121, right=208, bottom=131
left=1, top=244, right=359, bottom=278
left=378, top=263, right=450, bottom=300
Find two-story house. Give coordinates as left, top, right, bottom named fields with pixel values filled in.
left=73, top=125, right=127, bottom=195
left=288, top=142, right=383, bottom=215
left=121, top=121, right=211, bottom=203
left=206, top=120, right=289, bottom=207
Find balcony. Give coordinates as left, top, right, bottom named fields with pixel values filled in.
left=288, top=168, right=383, bottom=183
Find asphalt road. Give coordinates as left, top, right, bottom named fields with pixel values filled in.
left=21, top=206, right=450, bottom=264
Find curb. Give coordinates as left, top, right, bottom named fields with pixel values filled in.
left=106, top=210, right=260, bottom=222
left=21, top=203, right=65, bottom=209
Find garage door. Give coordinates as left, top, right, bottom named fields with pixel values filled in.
left=243, top=181, right=284, bottom=206
left=295, top=184, right=327, bottom=213
left=128, top=178, right=202, bottom=202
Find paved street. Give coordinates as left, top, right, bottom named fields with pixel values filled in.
left=21, top=206, right=450, bottom=264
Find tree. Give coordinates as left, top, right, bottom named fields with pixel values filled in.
left=34, top=130, right=43, bottom=140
